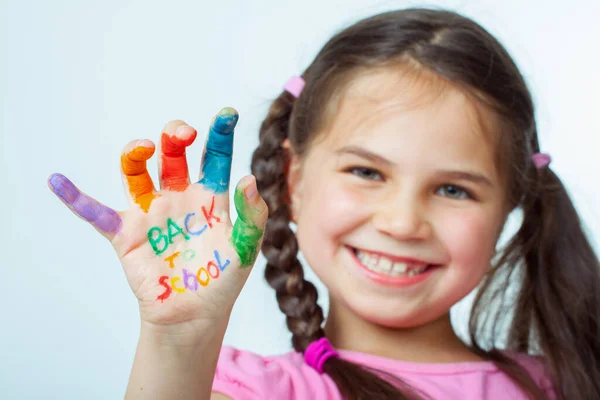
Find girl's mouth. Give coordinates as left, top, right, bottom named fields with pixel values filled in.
left=349, top=247, right=440, bottom=286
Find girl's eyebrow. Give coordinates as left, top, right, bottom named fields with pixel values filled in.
left=433, top=170, right=494, bottom=188
left=334, top=145, right=494, bottom=187
left=335, top=145, right=394, bottom=166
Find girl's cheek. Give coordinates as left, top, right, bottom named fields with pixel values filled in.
left=313, top=178, right=365, bottom=213
left=438, top=210, right=498, bottom=270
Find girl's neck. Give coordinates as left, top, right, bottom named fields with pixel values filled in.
left=323, top=298, right=484, bottom=363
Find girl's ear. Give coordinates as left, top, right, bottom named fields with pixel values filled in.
left=282, top=139, right=302, bottom=223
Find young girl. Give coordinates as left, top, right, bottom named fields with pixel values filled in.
left=48, top=7, right=599, bottom=400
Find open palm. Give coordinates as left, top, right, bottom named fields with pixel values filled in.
left=48, top=108, right=268, bottom=327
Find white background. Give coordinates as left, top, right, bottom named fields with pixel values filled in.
left=1, top=0, right=599, bottom=398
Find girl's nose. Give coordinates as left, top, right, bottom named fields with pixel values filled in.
left=372, top=192, right=432, bottom=241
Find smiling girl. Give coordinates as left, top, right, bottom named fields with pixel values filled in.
left=49, top=7, right=600, bottom=400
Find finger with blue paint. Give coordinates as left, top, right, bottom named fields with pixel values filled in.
left=198, top=107, right=238, bottom=198
left=47, top=173, right=122, bottom=241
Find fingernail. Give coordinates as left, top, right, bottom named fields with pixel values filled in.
left=175, top=125, right=195, bottom=138
left=244, top=184, right=258, bottom=202
left=212, top=108, right=239, bottom=135
left=136, top=139, right=153, bottom=149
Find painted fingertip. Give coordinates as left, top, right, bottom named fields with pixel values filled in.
left=127, top=144, right=155, bottom=162
left=174, top=125, right=197, bottom=141
left=234, top=176, right=262, bottom=218
left=244, top=177, right=259, bottom=202
left=48, top=173, right=78, bottom=204
left=212, top=107, right=239, bottom=135
left=136, top=139, right=155, bottom=149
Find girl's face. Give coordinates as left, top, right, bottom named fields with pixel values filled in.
left=287, top=68, right=509, bottom=328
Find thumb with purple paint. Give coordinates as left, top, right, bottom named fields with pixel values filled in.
left=47, top=107, right=269, bottom=332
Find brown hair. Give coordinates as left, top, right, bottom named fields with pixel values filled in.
left=251, top=7, right=600, bottom=400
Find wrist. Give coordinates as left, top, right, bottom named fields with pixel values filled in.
left=139, top=316, right=230, bottom=350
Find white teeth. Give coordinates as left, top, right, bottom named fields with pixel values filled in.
left=357, top=251, right=369, bottom=265
left=355, top=249, right=429, bottom=277
left=393, top=263, right=407, bottom=274
left=379, top=258, right=392, bottom=272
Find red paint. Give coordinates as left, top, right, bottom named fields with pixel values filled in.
left=349, top=247, right=438, bottom=287
left=160, top=130, right=197, bottom=191
left=207, top=261, right=220, bottom=279
left=157, top=275, right=172, bottom=302
left=202, top=196, right=221, bottom=228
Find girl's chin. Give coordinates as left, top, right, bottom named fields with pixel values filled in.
left=348, top=305, right=442, bottom=329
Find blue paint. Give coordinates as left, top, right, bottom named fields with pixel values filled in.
left=198, top=108, right=238, bottom=193
left=184, top=212, right=208, bottom=236
left=214, top=250, right=230, bottom=271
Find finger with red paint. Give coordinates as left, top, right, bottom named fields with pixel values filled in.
left=198, top=107, right=238, bottom=198
left=157, top=120, right=198, bottom=191
left=47, top=173, right=122, bottom=241
left=120, top=139, right=160, bottom=213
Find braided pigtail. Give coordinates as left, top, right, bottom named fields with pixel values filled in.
left=251, top=87, right=326, bottom=350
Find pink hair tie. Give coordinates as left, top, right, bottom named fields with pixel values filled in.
left=284, top=76, right=305, bottom=98
left=531, top=152, right=551, bottom=169
left=304, top=337, right=339, bottom=373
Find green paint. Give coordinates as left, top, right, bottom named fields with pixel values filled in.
left=183, top=249, right=196, bottom=261
left=148, top=226, right=168, bottom=256
left=167, top=218, right=190, bottom=244
left=231, top=186, right=263, bottom=267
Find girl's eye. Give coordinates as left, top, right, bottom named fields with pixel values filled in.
left=348, top=167, right=383, bottom=181
left=437, top=184, right=473, bottom=200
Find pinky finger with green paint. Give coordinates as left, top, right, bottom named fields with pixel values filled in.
left=231, top=175, right=268, bottom=267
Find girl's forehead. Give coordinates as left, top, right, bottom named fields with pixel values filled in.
left=322, top=67, right=500, bottom=151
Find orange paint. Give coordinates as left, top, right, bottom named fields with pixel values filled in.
left=164, top=251, right=180, bottom=268
left=196, top=267, right=210, bottom=286
left=121, top=145, right=159, bottom=213
left=161, top=130, right=196, bottom=191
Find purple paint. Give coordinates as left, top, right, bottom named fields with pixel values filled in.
left=182, top=268, right=199, bottom=291
left=49, top=173, right=122, bottom=235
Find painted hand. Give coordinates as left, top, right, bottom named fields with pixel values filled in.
left=47, top=108, right=268, bottom=327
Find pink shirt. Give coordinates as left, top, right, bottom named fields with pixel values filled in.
left=212, top=346, right=556, bottom=399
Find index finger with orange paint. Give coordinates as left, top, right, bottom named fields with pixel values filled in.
left=120, top=139, right=159, bottom=213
